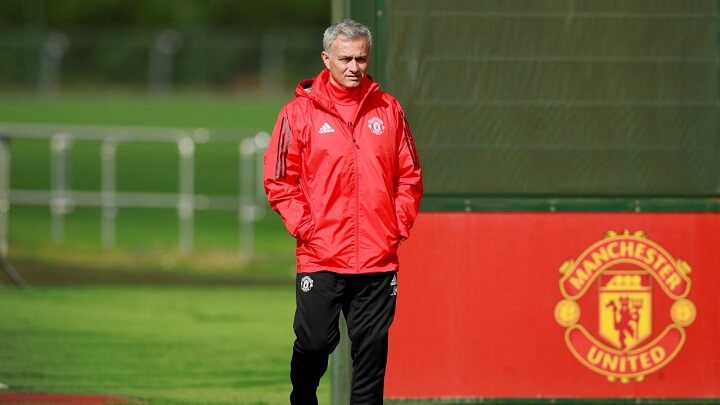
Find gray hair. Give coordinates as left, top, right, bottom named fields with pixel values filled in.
left=323, top=19, right=373, bottom=54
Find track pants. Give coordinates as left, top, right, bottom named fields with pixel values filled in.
left=290, top=270, right=398, bottom=405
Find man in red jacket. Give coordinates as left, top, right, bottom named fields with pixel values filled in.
left=264, top=19, right=423, bottom=404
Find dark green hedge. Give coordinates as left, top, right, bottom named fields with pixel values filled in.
left=0, top=0, right=330, bottom=28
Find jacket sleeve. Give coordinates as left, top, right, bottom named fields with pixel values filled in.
left=395, top=107, right=423, bottom=240
left=264, top=106, right=314, bottom=240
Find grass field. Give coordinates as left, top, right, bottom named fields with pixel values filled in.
left=0, top=91, right=286, bottom=129
left=0, top=286, right=332, bottom=404
left=0, top=91, right=321, bottom=404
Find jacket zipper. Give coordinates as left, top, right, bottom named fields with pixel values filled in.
left=349, top=121, right=360, bottom=272
left=325, top=96, right=366, bottom=273
left=349, top=122, right=359, bottom=148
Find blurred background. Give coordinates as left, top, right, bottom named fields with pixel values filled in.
left=0, top=2, right=333, bottom=402
left=0, top=0, right=329, bottom=92
left=0, top=0, right=338, bottom=285
left=0, top=1, right=718, bottom=404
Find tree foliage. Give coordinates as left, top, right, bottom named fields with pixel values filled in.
left=0, top=0, right=331, bottom=28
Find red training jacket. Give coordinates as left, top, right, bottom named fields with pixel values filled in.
left=264, top=69, right=423, bottom=274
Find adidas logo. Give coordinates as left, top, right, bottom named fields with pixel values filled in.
left=319, top=122, right=335, bottom=134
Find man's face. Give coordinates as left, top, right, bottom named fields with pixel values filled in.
left=321, top=36, right=370, bottom=90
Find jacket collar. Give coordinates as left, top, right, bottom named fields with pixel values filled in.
left=295, top=69, right=379, bottom=114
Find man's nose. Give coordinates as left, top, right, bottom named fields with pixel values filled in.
left=348, top=59, right=358, bottom=72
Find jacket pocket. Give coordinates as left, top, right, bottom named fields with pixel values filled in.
left=295, top=210, right=315, bottom=241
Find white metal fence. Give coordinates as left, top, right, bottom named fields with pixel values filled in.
left=0, top=123, right=269, bottom=257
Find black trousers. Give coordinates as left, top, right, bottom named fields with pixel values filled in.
left=290, top=270, right=398, bottom=405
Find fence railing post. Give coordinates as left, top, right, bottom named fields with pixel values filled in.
left=50, top=133, right=72, bottom=244
left=149, top=29, right=182, bottom=93
left=101, top=138, right=117, bottom=249
left=0, top=133, right=28, bottom=287
left=178, top=135, right=194, bottom=253
left=239, top=137, right=257, bottom=258
left=260, top=32, right=286, bottom=93
left=38, top=31, right=69, bottom=93
left=254, top=132, right=270, bottom=219
left=0, top=134, right=10, bottom=256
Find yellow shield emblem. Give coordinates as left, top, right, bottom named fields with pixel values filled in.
left=599, top=270, right=652, bottom=350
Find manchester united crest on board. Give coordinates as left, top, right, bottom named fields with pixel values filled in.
left=554, top=230, right=696, bottom=383
left=367, top=117, right=385, bottom=135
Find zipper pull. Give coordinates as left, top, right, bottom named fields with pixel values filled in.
left=348, top=122, right=359, bottom=148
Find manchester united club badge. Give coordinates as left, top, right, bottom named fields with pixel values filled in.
left=554, top=230, right=696, bottom=383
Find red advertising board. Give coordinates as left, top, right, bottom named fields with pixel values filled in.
left=386, top=212, right=720, bottom=399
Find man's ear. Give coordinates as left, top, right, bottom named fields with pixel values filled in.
left=321, top=51, right=330, bottom=69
